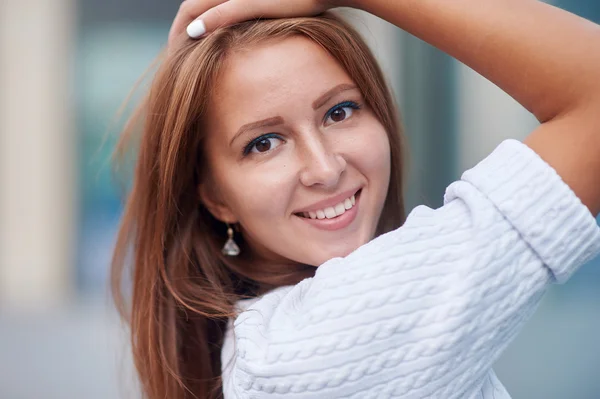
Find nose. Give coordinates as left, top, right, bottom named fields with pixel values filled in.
left=298, top=136, right=347, bottom=188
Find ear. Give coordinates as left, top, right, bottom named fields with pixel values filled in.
left=198, top=182, right=238, bottom=224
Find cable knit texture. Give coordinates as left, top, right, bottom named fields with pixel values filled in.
left=221, top=139, right=600, bottom=398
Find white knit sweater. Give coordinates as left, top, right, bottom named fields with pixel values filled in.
left=221, top=140, right=600, bottom=398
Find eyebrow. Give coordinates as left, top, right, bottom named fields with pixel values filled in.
left=230, top=116, right=285, bottom=146
left=312, top=83, right=358, bottom=110
left=229, top=83, right=359, bottom=147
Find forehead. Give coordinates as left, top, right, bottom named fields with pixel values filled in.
left=208, top=36, right=355, bottom=122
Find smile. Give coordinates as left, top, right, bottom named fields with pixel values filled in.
left=301, top=193, right=356, bottom=220
left=295, top=189, right=361, bottom=231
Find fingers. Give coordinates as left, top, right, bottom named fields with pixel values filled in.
left=187, top=0, right=272, bottom=38
left=169, top=0, right=330, bottom=46
left=168, top=0, right=227, bottom=46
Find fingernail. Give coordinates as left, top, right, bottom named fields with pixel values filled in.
left=186, top=19, right=206, bottom=38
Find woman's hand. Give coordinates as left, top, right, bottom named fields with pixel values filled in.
left=169, top=0, right=346, bottom=46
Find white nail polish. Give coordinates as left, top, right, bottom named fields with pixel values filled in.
left=186, top=19, right=206, bottom=38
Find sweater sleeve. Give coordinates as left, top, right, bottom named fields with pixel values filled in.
left=227, top=140, right=600, bottom=399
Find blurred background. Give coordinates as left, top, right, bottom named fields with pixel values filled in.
left=0, top=0, right=599, bottom=398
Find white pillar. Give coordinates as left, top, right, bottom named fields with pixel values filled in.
left=455, top=64, right=539, bottom=173
left=455, top=2, right=558, bottom=172
left=0, top=0, right=77, bottom=310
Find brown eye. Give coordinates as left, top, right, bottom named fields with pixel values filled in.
left=246, top=135, right=284, bottom=155
left=254, top=138, right=272, bottom=152
left=324, top=103, right=357, bottom=126
left=330, top=108, right=347, bottom=123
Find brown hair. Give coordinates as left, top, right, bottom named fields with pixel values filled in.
left=112, top=12, right=406, bottom=399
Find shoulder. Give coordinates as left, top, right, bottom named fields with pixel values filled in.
left=221, top=139, right=600, bottom=398
left=221, top=286, right=300, bottom=398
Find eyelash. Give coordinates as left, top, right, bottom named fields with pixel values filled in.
left=242, top=100, right=362, bottom=156
left=323, top=100, right=361, bottom=124
left=242, top=133, right=281, bottom=156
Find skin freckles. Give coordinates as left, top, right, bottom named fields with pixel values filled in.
left=201, top=36, right=391, bottom=267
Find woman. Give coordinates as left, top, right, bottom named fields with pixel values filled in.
left=113, top=0, right=600, bottom=398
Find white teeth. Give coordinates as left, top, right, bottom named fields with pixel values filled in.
left=324, top=207, right=336, bottom=219
left=302, top=193, right=358, bottom=220
left=344, top=198, right=352, bottom=210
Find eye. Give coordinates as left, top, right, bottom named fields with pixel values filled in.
left=324, top=101, right=361, bottom=126
left=243, top=133, right=284, bottom=156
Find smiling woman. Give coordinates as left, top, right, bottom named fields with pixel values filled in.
left=113, top=1, right=600, bottom=399
left=112, top=13, right=405, bottom=399
left=201, top=36, right=394, bottom=266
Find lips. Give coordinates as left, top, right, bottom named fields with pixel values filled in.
left=295, top=189, right=361, bottom=231
left=294, top=188, right=361, bottom=214
left=301, top=193, right=356, bottom=220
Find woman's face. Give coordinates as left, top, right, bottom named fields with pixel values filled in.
left=202, top=36, right=391, bottom=266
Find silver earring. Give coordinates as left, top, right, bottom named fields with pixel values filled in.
left=221, top=224, right=240, bottom=256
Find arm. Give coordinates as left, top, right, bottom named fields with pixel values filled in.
left=227, top=141, right=600, bottom=398
left=171, top=0, right=600, bottom=216
left=351, top=0, right=600, bottom=216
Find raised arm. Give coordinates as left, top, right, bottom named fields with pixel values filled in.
left=353, top=0, right=600, bottom=216
left=172, top=0, right=600, bottom=216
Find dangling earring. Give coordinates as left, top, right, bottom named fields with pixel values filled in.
left=221, top=223, right=240, bottom=256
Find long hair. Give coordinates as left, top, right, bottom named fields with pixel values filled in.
left=111, top=12, right=406, bottom=399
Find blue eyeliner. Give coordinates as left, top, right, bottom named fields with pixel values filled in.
left=324, top=101, right=361, bottom=123
left=242, top=133, right=282, bottom=156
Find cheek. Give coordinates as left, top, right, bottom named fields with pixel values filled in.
left=367, top=131, right=391, bottom=178
left=219, top=163, right=296, bottom=223
left=347, top=121, right=391, bottom=184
